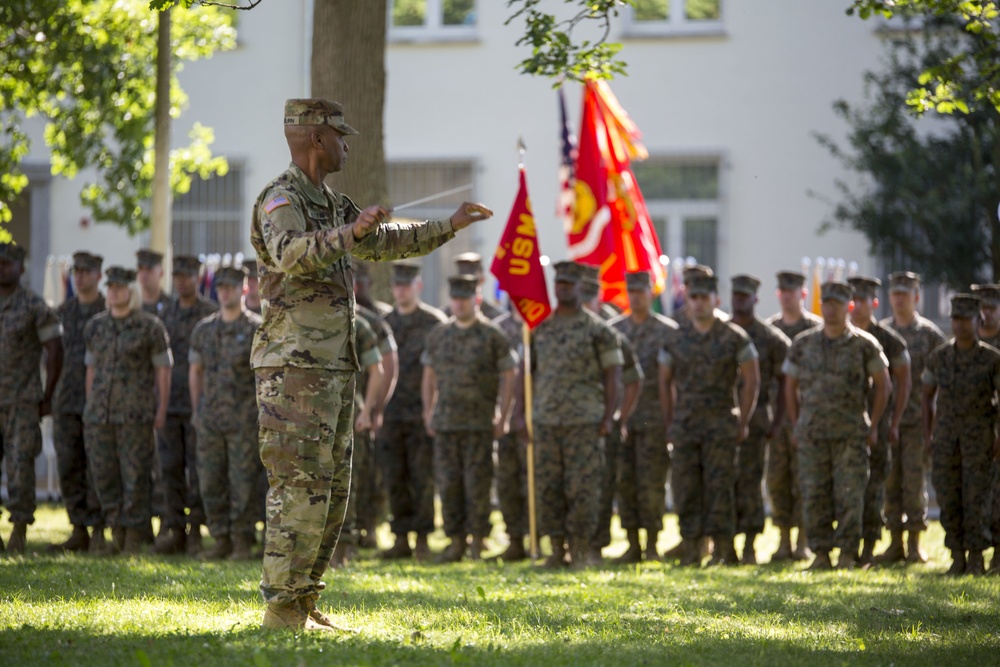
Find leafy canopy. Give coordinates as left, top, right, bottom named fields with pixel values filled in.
left=0, top=0, right=236, bottom=238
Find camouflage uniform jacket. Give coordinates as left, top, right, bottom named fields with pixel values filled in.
left=83, top=310, right=172, bottom=425
left=443, top=299, right=504, bottom=320
left=783, top=325, right=888, bottom=440
left=531, top=308, right=625, bottom=426
left=609, top=312, right=672, bottom=431
left=735, top=317, right=791, bottom=431
left=659, top=317, right=758, bottom=426
left=54, top=294, right=106, bottom=415
left=162, top=296, right=219, bottom=415
left=0, top=285, right=62, bottom=406
left=422, top=315, right=517, bottom=432
left=189, top=309, right=262, bottom=433
left=357, top=303, right=396, bottom=358
left=250, top=163, right=456, bottom=373
left=979, top=330, right=1000, bottom=351
left=353, top=312, right=383, bottom=409
left=385, top=302, right=448, bottom=422
left=855, top=317, right=910, bottom=427
left=766, top=310, right=823, bottom=342
left=923, top=341, right=1000, bottom=439
left=142, top=293, right=172, bottom=319
left=881, top=314, right=945, bottom=427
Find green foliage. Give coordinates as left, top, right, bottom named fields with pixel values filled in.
left=0, top=0, right=236, bottom=235
left=506, top=0, right=632, bottom=84
left=815, top=16, right=1000, bottom=287
left=848, top=0, right=1000, bottom=116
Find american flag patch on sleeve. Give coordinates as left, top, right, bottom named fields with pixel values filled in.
left=263, top=196, right=290, bottom=214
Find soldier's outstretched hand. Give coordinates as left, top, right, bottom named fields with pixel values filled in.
left=352, top=205, right=391, bottom=239
left=449, top=202, right=493, bottom=230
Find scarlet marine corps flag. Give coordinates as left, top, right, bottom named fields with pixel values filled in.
left=492, top=167, right=551, bottom=329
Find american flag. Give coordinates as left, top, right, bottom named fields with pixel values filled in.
left=557, top=87, right=577, bottom=234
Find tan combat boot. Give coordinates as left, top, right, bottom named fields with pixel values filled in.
left=7, top=523, right=27, bottom=555
left=946, top=550, right=967, bottom=575
left=613, top=529, right=642, bottom=565
left=261, top=600, right=333, bottom=632
left=906, top=530, right=927, bottom=563
left=229, top=533, right=255, bottom=561
left=302, top=595, right=358, bottom=633
left=49, top=525, right=90, bottom=553
left=89, top=526, right=107, bottom=554
left=876, top=529, right=905, bottom=564
left=414, top=534, right=431, bottom=563
left=186, top=524, right=203, bottom=557
left=858, top=538, right=875, bottom=569
left=707, top=535, right=737, bottom=567
left=152, top=526, right=185, bottom=555
left=200, top=535, right=233, bottom=561
left=966, top=550, right=985, bottom=575
left=435, top=537, right=466, bottom=564
left=771, top=527, right=793, bottom=562
left=741, top=534, right=758, bottom=566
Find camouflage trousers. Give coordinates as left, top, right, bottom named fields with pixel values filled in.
left=594, top=422, right=621, bottom=548
left=766, top=420, right=804, bottom=530
left=799, top=436, right=868, bottom=554
left=53, top=412, right=103, bottom=527
left=735, top=425, right=767, bottom=537
left=156, top=415, right=205, bottom=529
left=84, top=422, right=155, bottom=528
left=672, top=420, right=737, bottom=540
left=195, top=419, right=263, bottom=540
left=341, top=427, right=373, bottom=546
left=862, top=427, right=891, bottom=543
left=534, top=423, right=604, bottom=544
left=377, top=419, right=435, bottom=536
left=256, top=367, right=354, bottom=606
left=434, top=430, right=494, bottom=539
left=618, top=426, right=669, bottom=535
left=931, top=424, right=995, bottom=552
left=885, top=423, right=928, bottom=532
left=495, top=430, right=528, bottom=539
left=0, top=403, right=41, bottom=524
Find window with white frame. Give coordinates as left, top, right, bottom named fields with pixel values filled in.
left=632, top=157, right=721, bottom=271
left=389, top=0, right=477, bottom=42
left=171, top=164, right=244, bottom=257
left=624, top=0, right=724, bottom=37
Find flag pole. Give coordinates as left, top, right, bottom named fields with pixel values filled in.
left=516, top=136, right=540, bottom=562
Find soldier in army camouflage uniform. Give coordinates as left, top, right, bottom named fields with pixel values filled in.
left=153, top=255, right=218, bottom=556
left=84, top=267, right=172, bottom=555
left=379, top=261, right=449, bottom=562
left=532, top=261, right=624, bottom=569
left=923, top=294, right=1000, bottom=575
left=879, top=271, right=946, bottom=564
left=579, top=264, right=643, bottom=563
left=729, top=274, right=790, bottom=565
left=847, top=276, right=911, bottom=567
left=251, top=98, right=491, bottom=631
left=441, top=252, right=504, bottom=320
left=660, top=270, right=759, bottom=567
left=423, top=275, right=516, bottom=562
left=765, top=270, right=822, bottom=562
left=609, top=271, right=677, bottom=564
left=971, top=284, right=1000, bottom=574
left=137, top=249, right=171, bottom=317
left=331, top=310, right=384, bottom=567
left=50, top=251, right=106, bottom=554
left=784, top=281, right=889, bottom=570
left=189, top=266, right=263, bottom=561
left=0, top=242, right=63, bottom=554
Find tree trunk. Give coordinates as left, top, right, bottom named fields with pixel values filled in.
left=311, top=0, right=390, bottom=299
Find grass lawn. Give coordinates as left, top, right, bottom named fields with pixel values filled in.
left=1, top=505, right=998, bottom=666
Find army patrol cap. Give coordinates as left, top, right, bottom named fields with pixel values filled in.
left=105, top=266, right=136, bottom=285
left=553, top=261, right=582, bottom=283
left=454, top=252, right=484, bottom=275
left=950, top=294, right=982, bottom=319
left=284, top=98, right=359, bottom=136
left=847, top=276, right=881, bottom=300
left=820, top=280, right=854, bottom=304
left=392, top=261, right=421, bottom=285
left=0, top=242, right=27, bottom=263
left=215, top=266, right=248, bottom=287
left=971, top=283, right=1000, bottom=306
left=888, top=271, right=921, bottom=294
left=242, top=259, right=258, bottom=279
left=173, top=255, right=202, bottom=276
left=625, top=271, right=652, bottom=291
left=72, top=251, right=103, bottom=272
left=448, top=274, right=478, bottom=299
left=731, top=274, right=762, bottom=296
left=776, top=271, right=807, bottom=290
left=136, top=249, right=164, bottom=268
left=685, top=272, right=718, bottom=296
